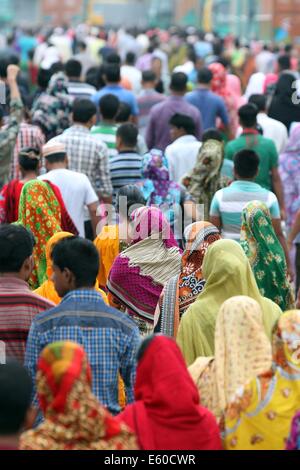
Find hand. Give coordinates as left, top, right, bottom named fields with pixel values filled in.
left=6, top=64, right=20, bottom=83
left=287, top=265, right=295, bottom=283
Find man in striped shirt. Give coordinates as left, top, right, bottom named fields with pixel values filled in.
left=65, top=59, right=96, bottom=101
left=110, top=123, right=143, bottom=202
left=0, top=225, right=54, bottom=363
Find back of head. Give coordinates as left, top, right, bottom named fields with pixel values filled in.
left=115, top=102, right=131, bottom=123
left=170, top=72, right=188, bottom=93
left=202, top=129, right=223, bottom=143
left=0, top=224, right=35, bottom=274
left=125, top=51, right=136, bottom=66
left=51, top=236, right=99, bottom=288
left=275, top=73, right=295, bottom=98
left=18, top=147, right=40, bottom=173
left=65, top=59, right=82, bottom=79
left=37, top=68, right=51, bottom=89
left=116, top=185, right=145, bottom=220
left=104, top=63, right=121, bottom=83
left=278, top=54, right=291, bottom=72
left=248, top=94, right=266, bottom=113
left=238, top=103, right=258, bottom=128
left=197, top=67, right=213, bottom=85
left=72, top=98, right=96, bottom=124
left=99, top=93, right=120, bottom=120
left=234, top=149, right=260, bottom=179
left=116, top=123, right=138, bottom=148
left=169, top=113, right=196, bottom=136
left=0, top=361, right=32, bottom=435
left=43, top=140, right=67, bottom=164
left=142, top=70, right=156, bottom=84
left=105, top=53, right=121, bottom=65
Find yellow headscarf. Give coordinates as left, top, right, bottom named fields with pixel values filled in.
left=177, top=240, right=281, bottom=365
left=189, top=296, right=272, bottom=421
left=94, top=225, right=120, bottom=288
left=34, top=232, right=108, bottom=305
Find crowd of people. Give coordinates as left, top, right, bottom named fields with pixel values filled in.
left=1, top=24, right=300, bottom=451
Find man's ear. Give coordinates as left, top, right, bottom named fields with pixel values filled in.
left=64, top=267, right=76, bottom=289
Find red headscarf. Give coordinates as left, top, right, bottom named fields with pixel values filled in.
left=117, top=336, right=222, bottom=450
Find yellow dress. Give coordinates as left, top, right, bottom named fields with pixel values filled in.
left=94, top=225, right=120, bottom=288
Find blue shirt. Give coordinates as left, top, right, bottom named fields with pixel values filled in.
left=186, top=88, right=229, bottom=131
left=24, top=289, right=140, bottom=416
left=91, top=84, right=139, bottom=116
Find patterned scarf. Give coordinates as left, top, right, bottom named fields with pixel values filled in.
left=240, top=200, right=294, bottom=311
left=20, top=341, right=137, bottom=450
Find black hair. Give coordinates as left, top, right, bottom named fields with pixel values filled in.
left=99, top=94, right=120, bottom=119
left=284, top=44, right=292, bottom=54
left=136, top=335, right=156, bottom=362
left=197, top=67, right=213, bottom=84
left=170, top=72, right=188, bottom=93
left=142, top=70, right=156, bottom=83
left=116, top=123, right=138, bottom=148
left=65, top=59, right=82, bottom=79
left=77, top=41, right=87, bottom=51
left=105, top=53, right=121, bottom=65
left=125, top=52, right=136, bottom=65
left=169, top=113, right=196, bottom=135
left=116, top=185, right=146, bottom=218
left=0, top=59, right=8, bottom=79
left=116, top=102, right=131, bottom=123
left=278, top=54, right=291, bottom=72
left=85, top=66, right=104, bottom=89
left=18, top=147, right=40, bottom=172
left=37, top=68, right=51, bottom=89
left=249, top=94, right=267, bottom=113
left=202, top=128, right=223, bottom=143
left=72, top=99, right=96, bottom=123
left=51, top=237, right=99, bottom=288
left=0, top=361, right=32, bottom=435
left=0, top=105, right=4, bottom=122
left=45, top=152, right=66, bottom=164
left=49, top=61, right=64, bottom=76
left=238, top=103, right=258, bottom=128
left=0, top=225, right=35, bottom=273
left=104, top=63, right=121, bottom=83
left=234, top=149, right=260, bottom=179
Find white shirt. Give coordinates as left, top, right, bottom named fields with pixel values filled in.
left=39, top=169, right=98, bottom=237
left=165, top=135, right=202, bottom=183
left=257, top=113, right=288, bottom=154
left=121, top=65, right=142, bottom=95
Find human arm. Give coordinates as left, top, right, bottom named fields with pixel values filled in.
left=88, top=201, right=100, bottom=239
left=272, top=218, right=292, bottom=279
left=0, top=65, right=23, bottom=147
left=24, top=321, right=42, bottom=409
left=209, top=193, right=222, bottom=231
left=119, top=327, right=141, bottom=404
left=287, top=210, right=300, bottom=250
left=96, top=144, right=113, bottom=204
left=271, top=167, right=286, bottom=218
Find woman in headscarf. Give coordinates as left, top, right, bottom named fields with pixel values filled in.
left=34, top=232, right=108, bottom=305
left=116, top=335, right=222, bottom=451
left=208, top=63, right=239, bottom=139
left=138, top=149, right=196, bottom=244
left=20, top=341, right=137, bottom=450
left=227, top=74, right=246, bottom=109
left=243, top=72, right=265, bottom=101
left=286, top=412, right=300, bottom=450
left=32, top=72, right=73, bottom=140
left=177, top=240, right=282, bottom=365
left=17, top=180, right=78, bottom=289
left=184, top=134, right=230, bottom=221
left=279, top=124, right=300, bottom=231
left=154, top=222, right=221, bottom=337
left=268, top=73, right=300, bottom=133
left=241, top=201, right=294, bottom=311
left=189, top=296, right=272, bottom=422
left=223, top=310, right=300, bottom=450
left=107, top=206, right=182, bottom=336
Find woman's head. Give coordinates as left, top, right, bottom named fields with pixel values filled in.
left=116, top=185, right=146, bottom=222
left=194, top=139, right=224, bottom=185
left=45, top=231, right=73, bottom=279
left=272, top=310, right=300, bottom=371
left=208, top=63, right=227, bottom=94
left=18, top=147, right=41, bottom=176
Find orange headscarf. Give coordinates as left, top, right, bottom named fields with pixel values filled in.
left=34, top=232, right=108, bottom=305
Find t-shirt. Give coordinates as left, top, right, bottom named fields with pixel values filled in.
left=210, top=180, right=280, bottom=240
left=225, top=132, right=279, bottom=190
left=39, top=169, right=98, bottom=237
left=91, top=85, right=139, bottom=116
left=165, top=135, right=202, bottom=183
left=67, top=81, right=97, bottom=101
left=109, top=151, right=143, bottom=201
left=186, top=89, right=229, bottom=131
left=91, top=124, right=118, bottom=158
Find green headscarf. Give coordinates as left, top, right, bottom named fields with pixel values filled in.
left=240, top=200, right=294, bottom=311
left=177, top=239, right=282, bottom=365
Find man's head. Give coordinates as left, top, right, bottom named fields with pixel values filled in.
left=18, top=147, right=41, bottom=177
left=104, top=64, right=121, bottom=84
left=116, top=123, right=138, bottom=151
left=169, top=113, right=196, bottom=141
left=77, top=41, right=87, bottom=53
left=115, top=102, right=131, bottom=123
left=0, top=362, right=33, bottom=439
left=234, top=149, right=260, bottom=181
left=278, top=54, right=291, bottom=73
left=141, top=70, right=157, bottom=89
left=99, top=93, right=120, bottom=121
left=125, top=52, right=136, bottom=66
left=65, top=59, right=82, bottom=80
left=170, top=72, right=188, bottom=95
left=238, top=103, right=258, bottom=128
left=43, top=141, right=68, bottom=171
left=202, top=128, right=223, bottom=143
left=249, top=94, right=267, bottom=113
left=72, top=98, right=97, bottom=128
left=197, top=67, right=213, bottom=86
left=0, top=225, right=35, bottom=281
left=51, top=237, right=99, bottom=298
